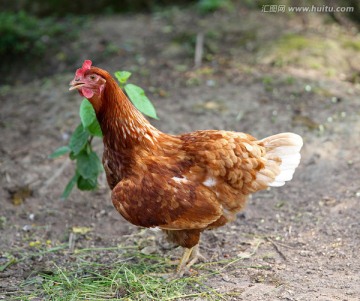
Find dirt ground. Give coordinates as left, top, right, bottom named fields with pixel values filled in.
left=1, top=6, right=360, bottom=300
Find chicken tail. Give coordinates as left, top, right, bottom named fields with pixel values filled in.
left=257, top=133, right=303, bottom=187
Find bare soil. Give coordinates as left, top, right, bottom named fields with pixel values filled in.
left=1, top=6, right=360, bottom=300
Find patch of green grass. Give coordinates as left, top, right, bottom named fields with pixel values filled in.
left=276, top=34, right=313, bottom=52
left=5, top=236, right=271, bottom=300
left=262, top=75, right=274, bottom=92
left=343, top=39, right=360, bottom=51
left=10, top=246, right=253, bottom=301
left=261, top=74, right=297, bottom=93
left=270, top=34, right=323, bottom=67
left=197, top=0, right=233, bottom=14
left=0, top=11, right=83, bottom=60
left=37, top=256, right=189, bottom=300
left=262, top=33, right=345, bottom=72
left=0, top=216, right=6, bottom=229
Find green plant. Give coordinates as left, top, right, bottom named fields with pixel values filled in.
left=50, top=71, right=158, bottom=198
left=197, top=0, right=233, bottom=14
left=0, top=11, right=67, bottom=59
left=14, top=244, right=250, bottom=300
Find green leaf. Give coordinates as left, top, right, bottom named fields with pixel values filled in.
left=80, top=99, right=97, bottom=129
left=77, top=176, right=97, bottom=191
left=69, top=123, right=89, bottom=155
left=69, top=151, right=76, bottom=160
left=76, top=150, right=101, bottom=180
left=124, top=84, right=159, bottom=119
left=0, top=257, right=17, bottom=272
left=87, top=119, right=103, bottom=137
left=79, top=98, right=103, bottom=137
left=115, top=71, right=132, bottom=86
left=61, top=173, right=79, bottom=199
left=49, top=146, right=70, bottom=159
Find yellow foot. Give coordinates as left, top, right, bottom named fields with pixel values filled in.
left=175, top=244, right=207, bottom=277
left=186, top=244, right=207, bottom=269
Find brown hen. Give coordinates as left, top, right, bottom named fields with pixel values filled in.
left=69, top=60, right=303, bottom=276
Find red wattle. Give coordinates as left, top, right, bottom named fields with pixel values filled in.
left=82, top=88, right=94, bottom=98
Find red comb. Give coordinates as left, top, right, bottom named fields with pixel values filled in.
left=75, top=60, right=92, bottom=77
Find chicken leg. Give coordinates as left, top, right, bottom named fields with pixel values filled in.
left=175, top=244, right=206, bottom=277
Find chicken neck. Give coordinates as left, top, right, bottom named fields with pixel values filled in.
left=96, top=81, right=161, bottom=152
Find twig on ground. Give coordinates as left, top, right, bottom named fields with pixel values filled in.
left=39, top=158, right=70, bottom=194
left=68, top=232, right=76, bottom=253
left=266, top=237, right=287, bottom=261
left=194, top=32, right=204, bottom=68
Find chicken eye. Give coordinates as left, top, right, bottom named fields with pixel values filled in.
left=90, top=75, right=96, bottom=80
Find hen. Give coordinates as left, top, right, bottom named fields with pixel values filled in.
left=69, top=60, right=303, bottom=276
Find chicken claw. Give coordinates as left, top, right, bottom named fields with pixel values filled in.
left=175, top=244, right=206, bottom=277
left=186, top=244, right=207, bottom=268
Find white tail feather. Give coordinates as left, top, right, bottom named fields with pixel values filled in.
left=258, top=133, right=303, bottom=187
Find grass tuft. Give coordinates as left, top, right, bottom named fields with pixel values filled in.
left=10, top=247, right=247, bottom=301
left=6, top=237, right=271, bottom=300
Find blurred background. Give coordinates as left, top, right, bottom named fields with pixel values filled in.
left=1, top=0, right=359, bottom=85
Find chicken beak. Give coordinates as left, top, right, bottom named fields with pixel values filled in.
left=69, top=80, right=85, bottom=91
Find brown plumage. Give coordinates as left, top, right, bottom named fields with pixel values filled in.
left=70, top=60, right=303, bottom=276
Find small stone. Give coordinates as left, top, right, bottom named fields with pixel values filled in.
left=140, top=246, right=157, bottom=255
left=22, top=225, right=32, bottom=232
left=206, top=79, right=216, bottom=87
